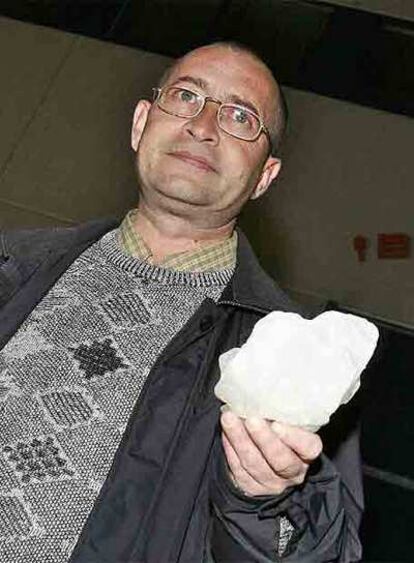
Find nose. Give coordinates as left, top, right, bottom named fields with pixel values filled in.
left=184, top=100, right=220, bottom=145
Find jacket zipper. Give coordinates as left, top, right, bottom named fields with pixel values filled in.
left=134, top=315, right=228, bottom=560
left=218, top=299, right=271, bottom=316
left=70, top=300, right=221, bottom=561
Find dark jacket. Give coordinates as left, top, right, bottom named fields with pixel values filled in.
left=0, top=219, right=363, bottom=562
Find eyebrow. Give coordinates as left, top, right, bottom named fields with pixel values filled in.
left=171, top=75, right=262, bottom=117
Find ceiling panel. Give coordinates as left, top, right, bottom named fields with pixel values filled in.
left=306, top=0, right=414, bottom=23
left=0, top=0, right=413, bottom=120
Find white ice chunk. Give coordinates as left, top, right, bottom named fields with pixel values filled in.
left=214, top=311, right=379, bottom=430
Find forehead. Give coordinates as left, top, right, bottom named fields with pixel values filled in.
left=165, top=47, right=276, bottom=116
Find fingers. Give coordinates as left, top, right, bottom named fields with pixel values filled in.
left=221, top=411, right=309, bottom=495
left=270, top=420, right=323, bottom=462
left=220, top=412, right=323, bottom=496
left=221, top=432, right=271, bottom=496
left=244, top=417, right=307, bottom=480
left=222, top=413, right=282, bottom=493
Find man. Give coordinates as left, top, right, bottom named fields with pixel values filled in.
left=0, top=43, right=362, bottom=562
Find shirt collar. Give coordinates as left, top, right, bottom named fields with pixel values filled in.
left=118, top=209, right=237, bottom=273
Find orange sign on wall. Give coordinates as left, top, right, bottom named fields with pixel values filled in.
left=353, top=235, right=368, bottom=262
left=377, top=233, right=411, bottom=259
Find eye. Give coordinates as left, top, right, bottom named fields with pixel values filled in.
left=178, top=88, right=197, bottom=103
left=232, top=108, right=250, bottom=124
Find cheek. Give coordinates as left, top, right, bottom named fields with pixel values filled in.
left=143, top=112, right=184, bottom=148
left=223, top=145, right=263, bottom=188
left=137, top=119, right=183, bottom=172
left=136, top=127, right=165, bottom=176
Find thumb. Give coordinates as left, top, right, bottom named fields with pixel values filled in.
left=271, top=421, right=322, bottom=461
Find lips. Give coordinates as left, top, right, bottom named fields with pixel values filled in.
left=167, top=150, right=217, bottom=173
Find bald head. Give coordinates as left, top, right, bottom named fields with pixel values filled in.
left=158, top=42, right=287, bottom=154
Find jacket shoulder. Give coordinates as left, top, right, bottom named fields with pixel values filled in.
left=1, top=218, right=118, bottom=262
left=232, top=229, right=318, bottom=319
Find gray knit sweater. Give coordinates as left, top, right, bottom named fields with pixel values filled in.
left=0, top=229, right=234, bottom=563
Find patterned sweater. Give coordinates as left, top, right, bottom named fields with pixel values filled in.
left=0, top=229, right=234, bottom=563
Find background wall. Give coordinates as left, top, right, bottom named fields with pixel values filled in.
left=0, top=16, right=412, bottom=326
left=240, top=89, right=414, bottom=326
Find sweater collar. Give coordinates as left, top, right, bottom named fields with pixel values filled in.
left=2, top=218, right=305, bottom=317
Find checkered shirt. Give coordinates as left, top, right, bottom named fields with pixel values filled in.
left=118, top=209, right=237, bottom=272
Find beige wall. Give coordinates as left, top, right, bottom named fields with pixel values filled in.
left=0, top=17, right=412, bottom=327
left=241, top=88, right=414, bottom=326
left=0, top=17, right=170, bottom=227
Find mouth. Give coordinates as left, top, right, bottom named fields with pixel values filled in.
left=167, top=151, right=217, bottom=173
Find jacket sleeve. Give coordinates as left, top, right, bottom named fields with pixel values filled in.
left=208, top=426, right=363, bottom=562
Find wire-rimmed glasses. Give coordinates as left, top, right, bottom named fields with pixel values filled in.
left=152, top=86, right=272, bottom=150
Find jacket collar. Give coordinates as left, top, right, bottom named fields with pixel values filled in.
left=2, top=218, right=304, bottom=317
left=219, top=228, right=307, bottom=316
left=2, top=218, right=119, bottom=293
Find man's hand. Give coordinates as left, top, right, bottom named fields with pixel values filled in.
left=220, top=411, right=323, bottom=497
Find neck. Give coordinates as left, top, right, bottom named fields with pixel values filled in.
left=132, top=202, right=235, bottom=263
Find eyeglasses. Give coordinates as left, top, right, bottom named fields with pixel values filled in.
left=152, top=86, right=272, bottom=150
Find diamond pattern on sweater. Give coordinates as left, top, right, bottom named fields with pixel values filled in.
left=70, top=338, right=128, bottom=380
left=72, top=265, right=134, bottom=301
left=4, top=351, right=78, bottom=398
left=37, top=387, right=103, bottom=429
left=0, top=229, right=231, bottom=562
left=36, top=306, right=112, bottom=348
left=30, top=287, right=80, bottom=317
left=100, top=292, right=151, bottom=327
left=2, top=436, right=77, bottom=484
left=0, top=492, right=41, bottom=541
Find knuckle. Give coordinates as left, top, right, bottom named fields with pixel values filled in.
left=231, top=465, right=248, bottom=485
left=241, top=451, right=259, bottom=472
left=275, top=458, right=305, bottom=480
left=229, top=457, right=243, bottom=474
left=308, top=435, right=323, bottom=459
left=274, top=453, right=295, bottom=473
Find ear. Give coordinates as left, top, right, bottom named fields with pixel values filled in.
left=250, top=156, right=281, bottom=200
left=131, top=100, right=152, bottom=151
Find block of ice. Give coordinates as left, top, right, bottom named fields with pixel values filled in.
left=214, top=311, right=378, bottom=430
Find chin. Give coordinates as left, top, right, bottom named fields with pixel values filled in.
left=154, top=175, right=215, bottom=207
